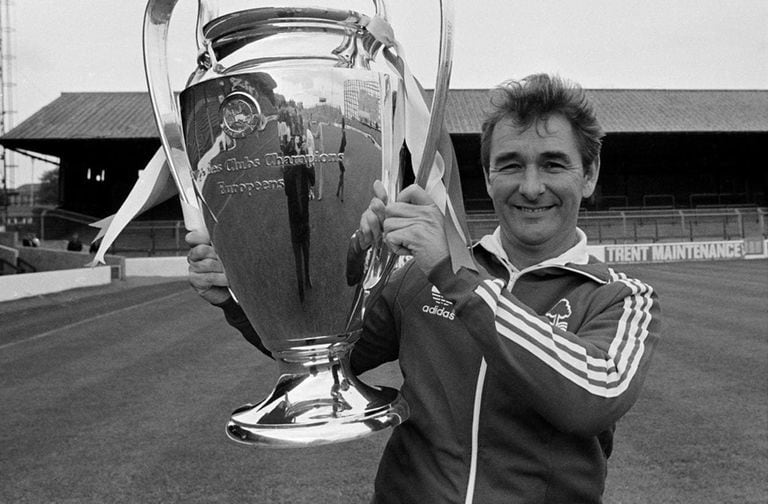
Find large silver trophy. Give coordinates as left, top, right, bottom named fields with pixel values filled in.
left=144, top=0, right=457, bottom=447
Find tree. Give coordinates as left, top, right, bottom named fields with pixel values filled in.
left=38, top=169, right=60, bottom=206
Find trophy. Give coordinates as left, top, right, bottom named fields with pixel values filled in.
left=144, top=0, right=460, bottom=447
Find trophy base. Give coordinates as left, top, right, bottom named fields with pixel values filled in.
left=226, top=340, right=408, bottom=447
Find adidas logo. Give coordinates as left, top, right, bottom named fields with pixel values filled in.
left=430, top=286, right=452, bottom=307
left=422, top=286, right=456, bottom=320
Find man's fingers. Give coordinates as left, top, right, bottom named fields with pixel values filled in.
left=188, top=257, right=226, bottom=274
left=370, top=196, right=387, bottom=221
left=187, top=244, right=219, bottom=262
left=185, top=229, right=211, bottom=246
left=384, top=200, right=444, bottom=223
left=382, top=218, right=434, bottom=247
left=189, top=271, right=229, bottom=289
left=395, top=184, right=434, bottom=206
left=382, top=228, right=413, bottom=257
left=381, top=216, right=417, bottom=234
left=357, top=191, right=388, bottom=249
left=380, top=187, right=451, bottom=275
left=189, top=271, right=232, bottom=305
left=358, top=211, right=381, bottom=249
left=385, top=185, right=440, bottom=220
left=184, top=228, right=232, bottom=306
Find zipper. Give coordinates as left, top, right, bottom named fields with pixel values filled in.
left=464, top=358, right=487, bottom=504
left=462, top=254, right=608, bottom=502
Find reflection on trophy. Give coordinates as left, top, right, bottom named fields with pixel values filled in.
left=144, top=0, right=459, bottom=447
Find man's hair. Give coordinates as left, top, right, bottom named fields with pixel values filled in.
left=480, top=74, right=605, bottom=174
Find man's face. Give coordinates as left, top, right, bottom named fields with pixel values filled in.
left=486, top=113, right=599, bottom=260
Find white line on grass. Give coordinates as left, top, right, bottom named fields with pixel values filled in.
left=0, top=291, right=187, bottom=351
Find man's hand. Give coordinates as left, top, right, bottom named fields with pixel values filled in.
left=185, top=229, right=232, bottom=306
left=382, top=184, right=450, bottom=275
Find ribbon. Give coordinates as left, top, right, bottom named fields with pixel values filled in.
left=87, top=147, right=177, bottom=266
left=366, top=15, right=475, bottom=273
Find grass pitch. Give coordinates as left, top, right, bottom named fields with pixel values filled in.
left=603, top=260, right=768, bottom=504
left=1, top=260, right=766, bottom=503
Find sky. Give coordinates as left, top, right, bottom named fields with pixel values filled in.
left=4, top=0, right=768, bottom=186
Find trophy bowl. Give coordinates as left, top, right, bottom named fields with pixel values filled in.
left=144, top=0, right=454, bottom=447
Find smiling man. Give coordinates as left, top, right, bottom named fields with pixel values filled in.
left=485, top=112, right=598, bottom=267
left=189, top=74, right=661, bottom=503
left=353, top=73, right=661, bottom=503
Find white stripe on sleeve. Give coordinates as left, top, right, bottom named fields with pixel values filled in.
left=473, top=274, right=655, bottom=398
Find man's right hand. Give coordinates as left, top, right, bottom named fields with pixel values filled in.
left=185, top=229, right=232, bottom=306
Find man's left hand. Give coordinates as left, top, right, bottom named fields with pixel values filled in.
left=383, top=184, right=449, bottom=275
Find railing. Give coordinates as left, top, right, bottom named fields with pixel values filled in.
left=642, top=194, right=675, bottom=208
left=49, top=207, right=767, bottom=258
left=109, top=220, right=187, bottom=257
left=39, top=208, right=97, bottom=240
left=35, top=208, right=187, bottom=257
left=689, top=192, right=763, bottom=208
left=579, top=207, right=766, bottom=244
left=467, top=207, right=768, bottom=244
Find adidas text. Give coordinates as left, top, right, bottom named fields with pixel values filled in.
left=422, top=305, right=455, bottom=320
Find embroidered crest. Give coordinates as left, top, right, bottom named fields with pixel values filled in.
left=545, top=299, right=572, bottom=331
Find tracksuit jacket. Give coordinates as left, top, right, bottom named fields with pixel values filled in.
left=222, top=228, right=661, bottom=503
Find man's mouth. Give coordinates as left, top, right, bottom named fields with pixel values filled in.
left=514, top=205, right=555, bottom=213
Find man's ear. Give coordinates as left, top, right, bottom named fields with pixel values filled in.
left=582, top=156, right=600, bottom=199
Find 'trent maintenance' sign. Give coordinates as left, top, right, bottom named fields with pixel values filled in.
left=604, top=240, right=765, bottom=264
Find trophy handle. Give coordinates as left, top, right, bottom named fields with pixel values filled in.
left=415, top=0, right=454, bottom=188
left=368, top=0, right=458, bottom=295
left=143, top=0, right=205, bottom=232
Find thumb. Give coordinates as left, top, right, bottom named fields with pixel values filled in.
left=373, top=179, right=389, bottom=204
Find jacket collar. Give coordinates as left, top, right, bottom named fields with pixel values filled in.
left=476, top=227, right=590, bottom=273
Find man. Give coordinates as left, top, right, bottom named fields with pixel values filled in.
left=66, top=233, right=83, bottom=252
left=188, top=74, right=660, bottom=503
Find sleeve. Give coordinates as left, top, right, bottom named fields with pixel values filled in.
left=349, top=263, right=411, bottom=375
left=217, top=297, right=274, bottom=359
left=428, top=257, right=661, bottom=437
left=345, top=231, right=367, bottom=286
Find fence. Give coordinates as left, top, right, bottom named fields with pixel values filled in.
left=36, top=207, right=768, bottom=258
left=467, top=207, right=768, bottom=244
left=108, top=220, right=188, bottom=257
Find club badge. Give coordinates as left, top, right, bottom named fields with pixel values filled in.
left=220, top=91, right=264, bottom=139
left=546, top=298, right=572, bottom=331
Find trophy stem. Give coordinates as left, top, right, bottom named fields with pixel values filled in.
left=226, top=338, right=408, bottom=447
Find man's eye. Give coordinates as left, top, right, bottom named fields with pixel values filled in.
left=543, top=162, right=566, bottom=171
left=496, top=164, right=522, bottom=172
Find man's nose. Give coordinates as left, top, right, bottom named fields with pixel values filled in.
left=519, top=167, right=545, bottom=200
